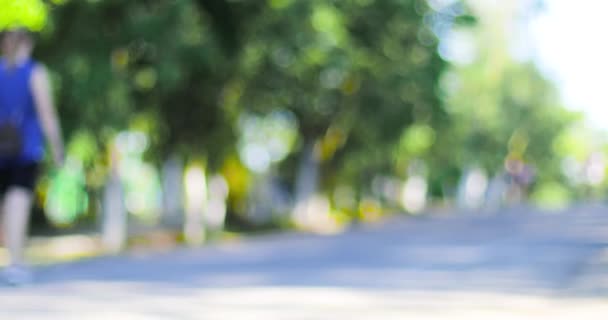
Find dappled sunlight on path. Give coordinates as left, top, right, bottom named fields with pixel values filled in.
left=2, top=204, right=608, bottom=318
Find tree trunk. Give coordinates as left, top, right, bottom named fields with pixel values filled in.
left=101, top=168, right=127, bottom=254
left=293, top=140, right=320, bottom=228
left=101, top=144, right=127, bottom=253
left=161, top=155, right=184, bottom=229
left=184, top=165, right=207, bottom=246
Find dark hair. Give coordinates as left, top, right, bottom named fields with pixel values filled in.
left=1, top=28, right=34, bottom=42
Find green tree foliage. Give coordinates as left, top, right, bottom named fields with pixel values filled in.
left=234, top=0, right=445, bottom=195
left=34, top=0, right=263, bottom=168
left=2, top=0, right=591, bottom=224
left=432, top=0, right=579, bottom=200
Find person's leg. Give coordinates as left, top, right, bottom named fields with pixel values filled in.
left=0, top=166, right=9, bottom=247
left=2, top=186, right=33, bottom=266
left=1, top=163, right=38, bottom=285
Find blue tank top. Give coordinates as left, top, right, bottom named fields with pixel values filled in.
left=0, top=58, right=45, bottom=164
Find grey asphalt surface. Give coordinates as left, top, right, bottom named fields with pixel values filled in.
left=2, top=204, right=608, bottom=319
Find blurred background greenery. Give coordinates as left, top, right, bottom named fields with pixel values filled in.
left=2, top=0, right=605, bottom=236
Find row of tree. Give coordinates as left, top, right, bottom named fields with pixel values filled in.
left=3, top=0, right=603, bottom=230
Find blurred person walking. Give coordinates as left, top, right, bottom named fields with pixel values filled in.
left=0, top=29, right=64, bottom=285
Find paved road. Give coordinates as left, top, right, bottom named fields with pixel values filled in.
left=2, top=205, right=608, bottom=319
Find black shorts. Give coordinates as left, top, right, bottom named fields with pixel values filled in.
left=0, top=162, right=40, bottom=195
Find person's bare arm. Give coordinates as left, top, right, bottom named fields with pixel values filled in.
left=30, top=64, right=64, bottom=166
